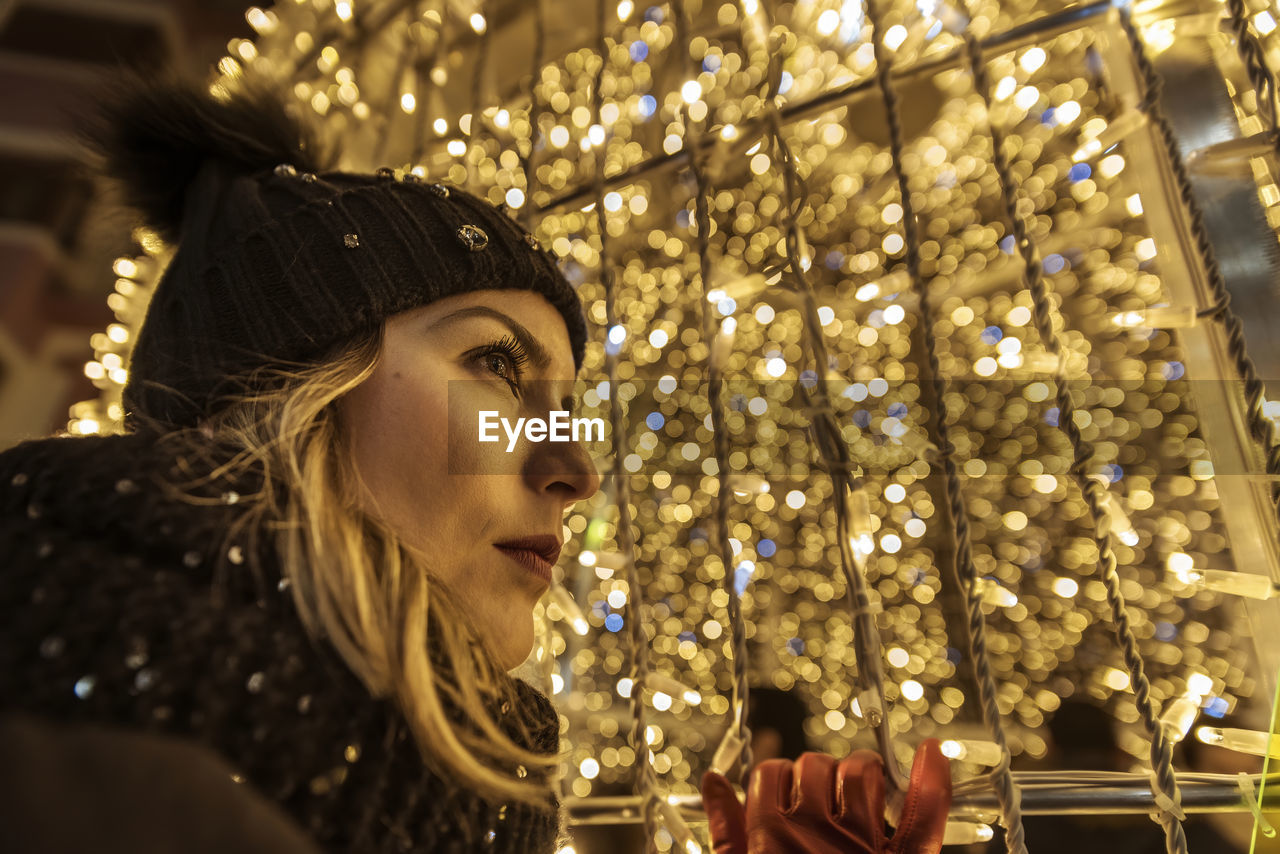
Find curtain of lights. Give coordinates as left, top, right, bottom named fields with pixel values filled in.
left=76, top=0, right=1280, bottom=850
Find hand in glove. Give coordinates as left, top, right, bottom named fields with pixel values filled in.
left=700, top=738, right=951, bottom=854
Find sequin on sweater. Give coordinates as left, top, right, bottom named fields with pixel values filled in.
left=0, top=432, right=565, bottom=853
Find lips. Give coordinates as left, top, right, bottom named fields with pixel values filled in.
left=493, top=535, right=562, bottom=566
left=495, top=545, right=555, bottom=584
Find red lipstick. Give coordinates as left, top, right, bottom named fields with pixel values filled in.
left=494, top=534, right=561, bottom=585
left=495, top=545, right=555, bottom=584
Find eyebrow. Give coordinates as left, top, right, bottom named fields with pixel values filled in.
left=437, top=305, right=579, bottom=411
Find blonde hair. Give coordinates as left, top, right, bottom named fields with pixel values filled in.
left=135, top=324, right=561, bottom=810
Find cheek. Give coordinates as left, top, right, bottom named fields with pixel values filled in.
left=345, top=371, right=450, bottom=517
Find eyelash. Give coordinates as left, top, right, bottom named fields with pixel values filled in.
left=476, top=334, right=531, bottom=392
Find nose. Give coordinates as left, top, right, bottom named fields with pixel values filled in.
left=529, top=434, right=601, bottom=506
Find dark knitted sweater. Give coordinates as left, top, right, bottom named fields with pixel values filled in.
left=0, top=431, right=565, bottom=853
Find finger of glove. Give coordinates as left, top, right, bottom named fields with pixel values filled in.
left=832, top=750, right=886, bottom=844
left=701, top=771, right=748, bottom=854
left=787, top=753, right=840, bottom=822
left=744, top=758, right=800, bottom=820
left=886, top=739, right=951, bottom=854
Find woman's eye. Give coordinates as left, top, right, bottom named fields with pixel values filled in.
left=484, top=352, right=514, bottom=380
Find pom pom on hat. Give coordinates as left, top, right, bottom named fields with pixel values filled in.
left=80, top=73, right=330, bottom=243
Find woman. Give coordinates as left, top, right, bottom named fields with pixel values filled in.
left=0, top=74, right=951, bottom=853
left=0, top=74, right=598, bottom=852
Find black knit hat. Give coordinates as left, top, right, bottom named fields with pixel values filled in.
left=86, top=76, right=588, bottom=431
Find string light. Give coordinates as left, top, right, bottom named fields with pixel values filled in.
left=73, top=0, right=1280, bottom=847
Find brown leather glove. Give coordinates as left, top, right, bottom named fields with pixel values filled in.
left=701, top=738, right=951, bottom=854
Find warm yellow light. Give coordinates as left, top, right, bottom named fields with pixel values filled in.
left=1104, top=667, right=1131, bottom=691
left=469, top=12, right=486, bottom=33
left=1051, top=577, right=1079, bottom=598
left=400, top=92, right=416, bottom=113
left=1019, top=47, right=1046, bottom=73
left=883, top=25, right=908, bottom=50
left=681, top=80, right=702, bottom=103
left=617, top=0, right=634, bottom=20
left=447, top=139, right=466, bottom=156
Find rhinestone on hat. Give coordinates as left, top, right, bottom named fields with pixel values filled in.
left=524, top=233, right=541, bottom=250
left=343, top=233, right=360, bottom=249
left=429, top=183, right=451, bottom=198
left=402, top=172, right=423, bottom=183
left=273, top=163, right=298, bottom=177
left=375, top=166, right=396, bottom=179
left=300, top=172, right=317, bottom=183
left=456, top=224, right=489, bottom=251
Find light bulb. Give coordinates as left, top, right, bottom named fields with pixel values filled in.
left=939, top=739, right=1003, bottom=766
left=710, top=726, right=746, bottom=776
left=1196, top=726, right=1280, bottom=758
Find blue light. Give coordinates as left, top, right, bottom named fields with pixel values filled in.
left=1162, top=360, right=1185, bottom=380
left=639, top=94, right=657, bottom=118
left=592, top=601, right=608, bottom=617
left=888, top=402, right=908, bottom=418
left=605, top=613, right=624, bottom=632
left=702, top=55, right=721, bottom=72
left=1104, top=463, right=1123, bottom=483
left=1203, top=696, right=1229, bottom=718
left=853, top=409, right=871, bottom=428
left=800, top=369, right=817, bottom=389
left=1043, top=253, right=1066, bottom=274
left=786, top=637, right=804, bottom=655
left=1154, top=621, right=1177, bottom=641
left=646, top=411, right=665, bottom=430
left=778, top=71, right=793, bottom=95
left=758, top=538, right=777, bottom=558
left=945, top=646, right=962, bottom=664
left=678, top=630, right=696, bottom=643
left=825, top=249, right=844, bottom=270
left=980, top=325, right=1004, bottom=345
left=1040, top=107, right=1057, bottom=127
left=629, top=41, right=649, bottom=62
left=643, top=5, right=664, bottom=23
left=1044, top=406, right=1059, bottom=427
left=734, top=564, right=754, bottom=596
left=1068, top=162, right=1092, bottom=182
left=689, top=526, right=708, bottom=542
left=999, top=235, right=1016, bottom=254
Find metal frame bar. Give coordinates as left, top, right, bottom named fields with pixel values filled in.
left=562, top=772, right=1280, bottom=825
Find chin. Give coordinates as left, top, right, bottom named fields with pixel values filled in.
left=494, top=613, right=537, bottom=672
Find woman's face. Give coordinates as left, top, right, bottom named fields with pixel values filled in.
left=338, top=289, right=601, bottom=670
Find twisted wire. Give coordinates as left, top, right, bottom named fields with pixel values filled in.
left=671, top=0, right=754, bottom=786
left=467, top=0, right=491, bottom=189
left=744, top=12, right=901, bottom=790
left=1116, top=6, right=1280, bottom=536
left=858, top=0, right=1027, bottom=846
left=514, top=0, right=546, bottom=229
left=1223, top=0, right=1279, bottom=134
left=590, top=2, right=658, bottom=849
left=371, top=3, right=419, bottom=167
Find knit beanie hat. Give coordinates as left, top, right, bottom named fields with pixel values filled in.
left=86, top=75, right=588, bottom=432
